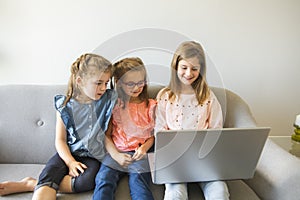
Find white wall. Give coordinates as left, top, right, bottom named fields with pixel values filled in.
left=1, top=0, right=299, bottom=136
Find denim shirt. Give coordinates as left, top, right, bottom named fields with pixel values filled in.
left=54, top=89, right=117, bottom=161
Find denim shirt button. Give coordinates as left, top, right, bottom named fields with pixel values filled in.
left=37, top=120, right=44, bottom=126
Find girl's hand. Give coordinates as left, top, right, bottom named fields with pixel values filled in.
left=113, top=152, right=133, bottom=168
left=132, top=146, right=147, bottom=161
left=67, top=161, right=87, bottom=177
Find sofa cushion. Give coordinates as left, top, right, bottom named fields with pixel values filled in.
left=0, top=164, right=260, bottom=200
left=0, top=164, right=44, bottom=199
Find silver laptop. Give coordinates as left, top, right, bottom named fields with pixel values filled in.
left=148, top=127, right=270, bottom=184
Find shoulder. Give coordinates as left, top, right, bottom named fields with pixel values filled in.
left=54, top=95, right=67, bottom=110
left=208, top=90, right=218, bottom=101
left=206, top=90, right=222, bottom=107
left=156, top=87, right=171, bottom=100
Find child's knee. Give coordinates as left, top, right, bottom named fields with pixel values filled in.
left=201, top=181, right=229, bottom=200
left=164, top=183, right=188, bottom=200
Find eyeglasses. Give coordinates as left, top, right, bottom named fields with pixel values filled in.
left=121, top=80, right=146, bottom=88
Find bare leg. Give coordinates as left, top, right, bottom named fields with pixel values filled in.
left=0, top=177, right=37, bottom=196
left=58, top=175, right=73, bottom=193
left=32, top=186, right=56, bottom=200
left=1, top=175, right=73, bottom=197
left=31, top=175, right=73, bottom=200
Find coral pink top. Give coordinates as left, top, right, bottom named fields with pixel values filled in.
left=111, top=99, right=157, bottom=152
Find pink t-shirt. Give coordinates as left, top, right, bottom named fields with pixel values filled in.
left=155, top=90, right=223, bottom=134
left=111, top=99, right=157, bottom=152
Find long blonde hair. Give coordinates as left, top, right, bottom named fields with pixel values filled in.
left=113, top=57, right=149, bottom=108
left=162, top=41, right=210, bottom=104
left=64, top=53, right=113, bottom=105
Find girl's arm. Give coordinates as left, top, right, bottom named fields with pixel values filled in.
left=105, top=119, right=133, bottom=167
left=154, top=89, right=169, bottom=134
left=55, top=111, right=87, bottom=177
left=132, top=136, right=154, bottom=161
left=208, top=92, right=223, bottom=129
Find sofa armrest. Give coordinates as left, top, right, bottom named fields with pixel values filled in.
left=224, top=89, right=257, bottom=128
left=213, top=87, right=300, bottom=199
left=244, top=139, right=300, bottom=200
left=211, top=87, right=257, bottom=128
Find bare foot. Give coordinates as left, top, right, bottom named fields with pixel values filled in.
left=0, top=177, right=37, bottom=196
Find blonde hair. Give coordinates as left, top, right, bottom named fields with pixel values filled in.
left=64, top=53, right=112, bottom=105
left=161, top=41, right=210, bottom=104
left=113, top=57, right=149, bottom=108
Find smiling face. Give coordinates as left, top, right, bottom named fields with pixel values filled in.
left=76, top=68, right=111, bottom=103
left=177, top=57, right=201, bottom=89
left=119, top=70, right=146, bottom=100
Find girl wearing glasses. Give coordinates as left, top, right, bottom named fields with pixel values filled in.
left=93, top=57, right=155, bottom=200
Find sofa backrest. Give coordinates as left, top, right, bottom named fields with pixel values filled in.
left=0, top=85, right=66, bottom=164
left=0, top=84, right=256, bottom=164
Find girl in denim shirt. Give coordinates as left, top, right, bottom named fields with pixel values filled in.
left=0, top=54, right=117, bottom=199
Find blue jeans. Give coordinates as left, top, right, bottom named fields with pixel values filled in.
left=93, top=153, right=154, bottom=200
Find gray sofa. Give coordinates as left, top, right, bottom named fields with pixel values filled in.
left=1, top=84, right=300, bottom=200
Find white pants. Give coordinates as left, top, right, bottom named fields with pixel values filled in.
left=164, top=181, right=229, bottom=200
left=164, top=183, right=188, bottom=200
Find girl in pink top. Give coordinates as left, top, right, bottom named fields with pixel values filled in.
left=155, top=41, right=230, bottom=200
left=93, top=57, right=155, bottom=200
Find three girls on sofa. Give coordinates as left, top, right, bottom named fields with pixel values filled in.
left=0, top=41, right=229, bottom=200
